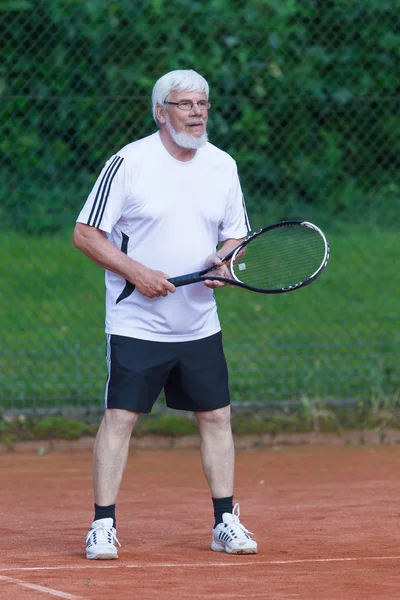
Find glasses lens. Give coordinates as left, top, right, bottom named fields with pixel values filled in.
left=178, top=101, right=193, bottom=110
left=173, top=100, right=211, bottom=111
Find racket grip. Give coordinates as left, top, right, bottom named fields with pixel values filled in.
left=168, top=272, right=204, bottom=288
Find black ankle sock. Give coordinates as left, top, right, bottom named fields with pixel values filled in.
left=212, top=496, right=233, bottom=526
left=94, top=503, right=116, bottom=527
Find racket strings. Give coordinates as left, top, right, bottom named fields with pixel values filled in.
left=232, top=226, right=327, bottom=290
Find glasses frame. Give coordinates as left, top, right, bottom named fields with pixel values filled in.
left=164, top=100, right=211, bottom=112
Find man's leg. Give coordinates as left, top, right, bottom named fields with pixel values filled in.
left=86, top=408, right=139, bottom=560
left=93, top=408, right=140, bottom=506
left=196, top=405, right=257, bottom=555
left=195, top=405, right=234, bottom=499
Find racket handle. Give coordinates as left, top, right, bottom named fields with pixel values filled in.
left=116, top=273, right=203, bottom=302
left=168, top=272, right=204, bottom=287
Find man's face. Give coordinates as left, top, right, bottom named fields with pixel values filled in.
left=158, top=89, right=209, bottom=149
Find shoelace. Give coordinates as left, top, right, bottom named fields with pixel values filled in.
left=87, top=523, right=121, bottom=547
left=229, top=503, right=254, bottom=537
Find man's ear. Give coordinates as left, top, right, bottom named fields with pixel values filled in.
left=155, top=103, right=166, bottom=124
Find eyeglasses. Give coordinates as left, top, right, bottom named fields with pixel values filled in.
left=164, top=100, right=211, bottom=111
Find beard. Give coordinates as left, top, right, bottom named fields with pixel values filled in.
left=165, top=116, right=208, bottom=149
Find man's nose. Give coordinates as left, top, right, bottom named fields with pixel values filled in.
left=190, top=102, right=203, bottom=115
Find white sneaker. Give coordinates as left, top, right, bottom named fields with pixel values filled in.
left=211, top=503, right=257, bottom=554
left=86, top=518, right=120, bottom=560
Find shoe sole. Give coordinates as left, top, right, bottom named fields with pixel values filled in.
left=86, top=552, right=118, bottom=560
left=211, top=541, right=257, bottom=555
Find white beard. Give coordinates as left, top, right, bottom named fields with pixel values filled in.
left=165, top=116, right=208, bottom=149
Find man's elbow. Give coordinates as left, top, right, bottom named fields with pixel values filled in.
left=72, top=222, right=106, bottom=252
left=72, top=223, right=87, bottom=251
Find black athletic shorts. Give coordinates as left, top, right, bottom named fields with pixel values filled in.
left=105, top=332, right=230, bottom=413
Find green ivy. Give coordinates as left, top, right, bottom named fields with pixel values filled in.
left=1, top=0, right=399, bottom=233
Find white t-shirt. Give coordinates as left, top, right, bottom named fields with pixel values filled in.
left=77, top=132, right=250, bottom=342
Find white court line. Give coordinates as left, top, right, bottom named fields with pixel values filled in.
left=0, top=574, right=83, bottom=599
left=1, top=555, right=400, bottom=573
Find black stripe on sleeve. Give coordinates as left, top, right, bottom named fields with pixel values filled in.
left=87, top=155, right=124, bottom=228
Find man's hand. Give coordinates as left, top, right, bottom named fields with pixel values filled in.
left=133, top=266, right=176, bottom=298
left=72, top=223, right=176, bottom=298
left=202, top=253, right=233, bottom=289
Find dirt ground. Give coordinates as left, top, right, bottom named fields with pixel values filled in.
left=1, top=444, right=400, bottom=599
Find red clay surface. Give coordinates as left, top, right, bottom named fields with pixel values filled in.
left=1, top=445, right=400, bottom=599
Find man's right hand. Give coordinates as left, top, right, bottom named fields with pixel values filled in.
left=71, top=223, right=175, bottom=298
left=132, top=266, right=176, bottom=298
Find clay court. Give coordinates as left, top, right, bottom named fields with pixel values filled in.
left=1, top=444, right=400, bottom=599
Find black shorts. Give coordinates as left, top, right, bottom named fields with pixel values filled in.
left=105, top=332, right=230, bottom=413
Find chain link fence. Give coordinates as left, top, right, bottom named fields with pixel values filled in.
left=1, top=1, right=399, bottom=411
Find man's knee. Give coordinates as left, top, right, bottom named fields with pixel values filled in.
left=102, top=408, right=140, bottom=432
left=196, top=405, right=232, bottom=428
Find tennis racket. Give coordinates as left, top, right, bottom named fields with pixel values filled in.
left=169, top=220, right=330, bottom=294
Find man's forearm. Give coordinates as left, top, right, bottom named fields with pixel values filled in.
left=72, top=223, right=145, bottom=284
left=218, top=237, right=245, bottom=258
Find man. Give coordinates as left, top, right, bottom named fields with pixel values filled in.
left=72, top=69, right=257, bottom=559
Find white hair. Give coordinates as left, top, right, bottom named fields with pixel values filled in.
left=152, top=69, right=209, bottom=124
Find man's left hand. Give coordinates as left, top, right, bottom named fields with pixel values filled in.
left=203, top=253, right=233, bottom=289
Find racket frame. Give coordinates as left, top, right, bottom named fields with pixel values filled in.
left=169, top=220, right=330, bottom=293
